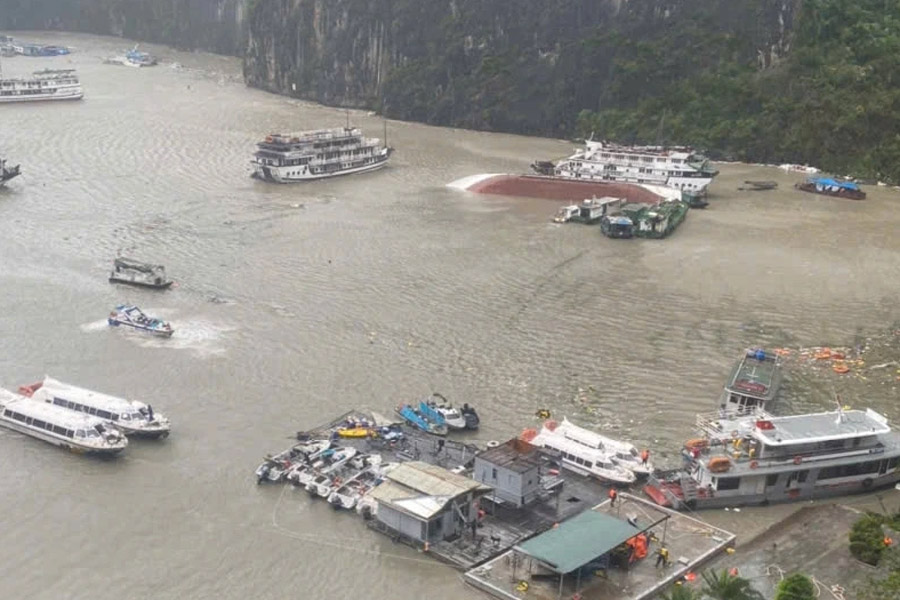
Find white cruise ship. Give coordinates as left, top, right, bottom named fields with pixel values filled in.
left=0, top=68, right=83, bottom=103
left=541, top=138, right=718, bottom=194
left=0, top=389, right=128, bottom=455
left=19, top=376, right=171, bottom=439
left=251, top=126, right=392, bottom=182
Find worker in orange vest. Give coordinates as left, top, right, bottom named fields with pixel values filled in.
left=608, top=487, right=618, bottom=507
left=641, top=449, right=650, bottom=466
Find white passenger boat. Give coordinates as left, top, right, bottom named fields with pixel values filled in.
left=328, top=464, right=383, bottom=510
left=646, top=406, right=900, bottom=510
left=0, top=68, right=83, bottom=103
left=19, top=376, right=170, bottom=439
left=521, top=424, right=635, bottom=484
left=256, top=439, right=331, bottom=484
left=549, top=417, right=653, bottom=476
left=251, top=126, right=392, bottom=182
left=426, top=393, right=467, bottom=430
left=0, top=389, right=128, bottom=455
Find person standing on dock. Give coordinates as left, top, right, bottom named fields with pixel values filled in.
left=641, top=449, right=650, bottom=466
left=608, top=488, right=618, bottom=507
left=656, top=546, right=670, bottom=568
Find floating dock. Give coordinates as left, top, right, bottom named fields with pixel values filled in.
left=464, top=493, right=735, bottom=600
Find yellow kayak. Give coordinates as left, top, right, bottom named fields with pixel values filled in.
left=337, top=427, right=370, bottom=438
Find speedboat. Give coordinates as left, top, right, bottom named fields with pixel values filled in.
left=108, top=304, right=174, bottom=337
left=521, top=424, right=636, bottom=484
left=328, top=465, right=382, bottom=510
left=395, top=401, right=448, bottom=436
left=550, top=417, right=653, bottom=476
left=552, top=205, right=580, bottom=223
left=255, top=439, right=331, bottom=484
left=294, top=446, right=358, bottom=488
left=0, top=389, right=128, bottom=455
left=426, top=393, right=467, bottom=430
left=19, top=376, right=171, bottom=439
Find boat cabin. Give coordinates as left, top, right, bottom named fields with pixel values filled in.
left=721, top=349, right=783, bottom=415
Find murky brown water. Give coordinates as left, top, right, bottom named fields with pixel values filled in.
left=1, top=32, right=899, bottom=600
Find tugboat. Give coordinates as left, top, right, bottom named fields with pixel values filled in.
left=108, top=304, right=174, bottom=338
left=0, top=158, right=20, bottom=186
left=109, top=257, right=173, bottom=289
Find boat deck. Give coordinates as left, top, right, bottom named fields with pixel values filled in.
left=464, top=493, right=735, bottom=600
left=725, top=351, right=782, bottom=401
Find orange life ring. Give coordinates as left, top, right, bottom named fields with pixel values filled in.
left=520, top=428, right=538, bottom=442
left=833, top=363, right=850, bottom=374
left=793, top=456, right=802, bottom=465
left=749, top=460, right=759, bottom=469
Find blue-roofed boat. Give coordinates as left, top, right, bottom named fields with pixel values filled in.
left=125, top=45, right=158, bottom=66
left=796, top=176, right=866, bottom=200
left=395, top=402, right=448, bottom=436
left=108, top=304, right=174, bottom=337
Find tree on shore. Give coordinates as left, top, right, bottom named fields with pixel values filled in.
left=701, top=569, right=765, bottom=600
left=774, top=573, right=816, bottom=600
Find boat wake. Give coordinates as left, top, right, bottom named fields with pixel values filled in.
left=81, top=311, right=235, bottom=357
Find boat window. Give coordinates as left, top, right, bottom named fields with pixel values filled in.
left=75, top=430, right=86, bottom=438
left=52, top=425, right=67, bottom=436
left=25, top=417, right=33, bottom=425
left=86, top=429, right=100, bottom=439
left=818, top=461, right=881, bottom=480
left=53, top=397, right=66, bottom=407
left=66, top=429, right=74, bottom=438
left=120, top=413, right=131, bottom=421
left=765, top=474, right=778, bottom=487
left=88, top=407, right=97, bottom=415
left=96, top=409, right=112, bottom=419
left=797, top=470, right=809, bottom=483
left=32, top=419, right=46, bottom=429
left=889, top=457, right=900, bottom=470
left=717, top=477, right=741, bottom=491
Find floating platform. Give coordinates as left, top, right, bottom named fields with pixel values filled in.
left=464, top=493, right=735, bottom=600
left=448, top=173, right=667, bottom=205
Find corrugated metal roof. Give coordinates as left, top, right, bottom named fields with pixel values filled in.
left=386, top=461, right=490, bottom=497
left=476, top=438, right=543, bottom=473
left=368, top=480, right=453, bottom=519
left=515, top=510, right=642, bottom=574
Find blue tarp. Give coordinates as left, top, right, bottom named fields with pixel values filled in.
left=399, top=405, right=429, bottom=431
left=812, top=177, right=859, bottom=191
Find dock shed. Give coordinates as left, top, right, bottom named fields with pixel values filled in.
left=370, top=461, right=491, bottom=545
left=474, top=438, right=543, bottom=508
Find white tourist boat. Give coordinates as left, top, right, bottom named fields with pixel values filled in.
left=0, top=389, right=128, bottom=455
left=19, top=376, right=171, bottom=439
left=646, top=406, right=900, bottom=510
left=0, top=68, right=83, bottom=103
left=251, top=126, right=392, bottom=182
left=521, top=424, right=636, bottom=484
left=542, top=138, right=718, bottom=194
left=256, top=439, right=331, bottom=483
left=550, top=417, right=653, bottom=476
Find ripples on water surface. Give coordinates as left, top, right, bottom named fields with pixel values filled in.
left=1, top=32, right=899, bottom=599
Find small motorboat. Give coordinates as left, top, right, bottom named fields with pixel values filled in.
left=337, top=427, right=370, bottom=438
left=0, top=158, right=21, bottom=186
left=552, top=205, right=579, bottom=223
left=109, top=257, right=173, bottom=289
left=426, top=393, right=467, bottom=430
left=293, top=446, right=358, bottom=488
left=255, top=439, right=331, bottom=484
left=328, top=465, right=382, bottom=510
left=461, top=403, right=480, bottom=430
left=108, top=304, right=173, bottom=337
left=395, top=402, right=448, bottom=436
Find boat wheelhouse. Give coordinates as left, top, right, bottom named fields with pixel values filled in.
left=426, top=393, right=468, bottom=430
left=521, top=425, right=636, bottom=484
left=109, top=257, right=173, bottom=289
left=19, top=376, right=170, bottom=438
left=550, top=417, right=653, bottom=476
left=251, top=126, right=392, bottom=183
left=0, top=389, right=128, bottom=455
left=108, top=304, right=174, bottom=337
left=645, top=407, right=900, bottom=510
left=721, top=349, right=783, bottom=415
left=1, top=158, right=20, bottom=186
left=0, top=69, right=83, bottom=103
left=547, top=139, right=719, bottom=194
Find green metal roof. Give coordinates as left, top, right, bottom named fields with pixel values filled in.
left=515, top=510, right=641, bottom=574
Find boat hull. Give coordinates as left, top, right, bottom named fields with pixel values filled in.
left=108, top=319, right=174, bottom=337
left=252, top=153, right=390, bottom=183
left=108, top=275, right=174, bottom=289
left=0, top=90, right=83, bottom=103
left=795, top=182, right=866, bottom=200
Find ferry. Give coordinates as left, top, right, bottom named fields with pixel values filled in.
left=542, top=138, right=718, bottom=194
left=721, top=349, right=784, bottom=415
left=0, top=389, right=128, bottom=455
left=109, top=257, right=173, bottom=289
left=1, top=158, right=20, bottom=186
left=251, top=126, right=392, bottom=182
left=521, top=424, right=636, bottom=484
left=549, top=417, right=653, bottom=476
left=19, top=377, right=170, bottom=439
left=0, top=68, right=83, bottom=103
left=644, top=406, right=900, bottom=510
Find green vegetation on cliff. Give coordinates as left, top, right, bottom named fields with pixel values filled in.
left=577, top=0, right=900, bottom=182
